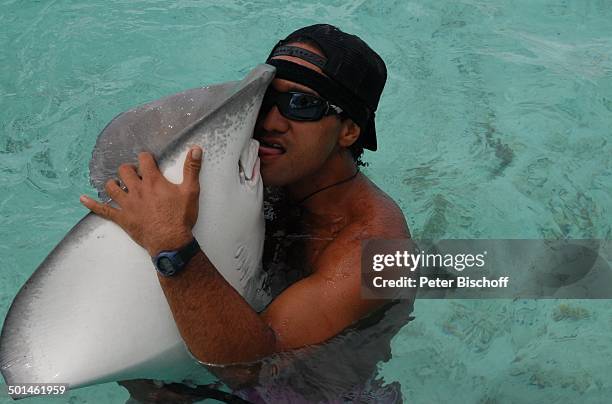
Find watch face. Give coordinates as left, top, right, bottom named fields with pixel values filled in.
left=157, top=256, right=176, bottom=275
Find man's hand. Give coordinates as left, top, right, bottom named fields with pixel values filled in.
left=80, top=147, right=203, bottom=256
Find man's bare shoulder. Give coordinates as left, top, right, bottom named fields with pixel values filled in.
left=346, top=175, right=410, bottom=240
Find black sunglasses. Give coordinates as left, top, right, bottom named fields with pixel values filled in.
left=259, top=87, right=344, bottom=122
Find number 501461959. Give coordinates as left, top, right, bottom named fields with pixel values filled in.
left=7, top=383, right=68, bottom=397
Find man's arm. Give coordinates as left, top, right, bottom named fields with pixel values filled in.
left=157, top=220, right=393, bottom=364
left=156, top=248, right=278, bottom=363
left=80, top=147, right=405, bottom=364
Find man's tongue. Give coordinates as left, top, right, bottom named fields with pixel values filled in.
left=259, top=143, right=285, bottom=156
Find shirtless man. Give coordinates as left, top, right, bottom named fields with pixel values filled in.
left=81, top=24, right=412, bottom=402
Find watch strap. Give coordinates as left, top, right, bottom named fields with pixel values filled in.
left=153, top=238, right=200, bottom=277
left=176, top=238, right=200, bottom=267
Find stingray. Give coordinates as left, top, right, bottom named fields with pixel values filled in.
left=0, top=64, right=275, bottom=395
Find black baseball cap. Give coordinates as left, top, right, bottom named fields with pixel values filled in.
left=266, top=24, right=387, bottom=151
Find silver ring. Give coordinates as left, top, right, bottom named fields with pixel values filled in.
left=117, top=180, right=128, bottom=192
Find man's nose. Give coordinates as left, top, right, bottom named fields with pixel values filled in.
left=261, top=105, right=290, bottom=134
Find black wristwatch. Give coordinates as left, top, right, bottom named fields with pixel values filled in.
left=152, top=238, right=200, bottom=277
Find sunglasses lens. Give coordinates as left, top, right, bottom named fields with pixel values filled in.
left=261, top=87, right=328, bottom=121
left=285, top=93, right=324, bottom=120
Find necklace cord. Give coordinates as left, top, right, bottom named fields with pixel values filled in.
left=294, top=168, right=360, bottom=205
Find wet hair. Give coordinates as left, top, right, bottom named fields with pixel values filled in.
left=349, top=138, right=367, bottom=167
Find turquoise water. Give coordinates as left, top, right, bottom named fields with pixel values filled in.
left=1, top=0, right=611, bottom=402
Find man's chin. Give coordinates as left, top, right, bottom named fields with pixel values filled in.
left=261, top=174, right=286, bottom=187
left=261, top=167, right=292, bottom=187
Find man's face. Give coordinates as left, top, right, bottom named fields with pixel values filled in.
left=255, top=43, right=343, bottom=187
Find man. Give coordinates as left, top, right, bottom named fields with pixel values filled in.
left=81, top=24, right=413, bottom=402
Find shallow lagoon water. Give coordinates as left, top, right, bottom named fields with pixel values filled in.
left=1, top=0, right=611, bottom=402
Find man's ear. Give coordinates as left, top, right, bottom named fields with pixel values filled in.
left=338, top=119, right=361, bottom=148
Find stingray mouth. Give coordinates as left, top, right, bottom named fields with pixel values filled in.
left=250, top=157, right=261, bottom=181
left=238, top=156, right=260, bottom=184
left=239, top=138, right=262, bottom=184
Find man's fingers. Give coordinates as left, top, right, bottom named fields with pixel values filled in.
left=182, top=146, right=202, bottom=190
left=80, top=195, right=120, bottom=222
left=118, top=163, right=141, bottom=189
left=105, top=179, right=127, bottom=204
left=138, top=152, right=159, bottom=179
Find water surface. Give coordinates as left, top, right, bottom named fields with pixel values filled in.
left=1, top=1, right=611, bottom=402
